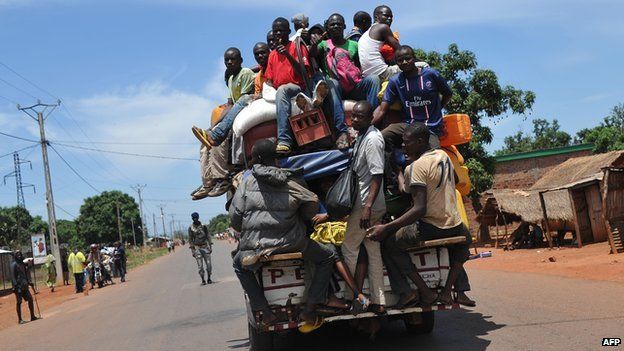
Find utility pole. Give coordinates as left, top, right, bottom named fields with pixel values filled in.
left=3, top=152, right=35, bottom=245
left=130, top=217, right=137, bottom=247
left=3, top=152, right=35, bottom=208
left=116, top=202, right=123, bottom=243
left=17, top=100, right=62, bottom=283
left=159, top=205, right=167, bottom=239
left=131, top=184, right=147, bottom=247
left=152, top=213, right=158, bottom=237
left=169, top=214, right=175, bottom=240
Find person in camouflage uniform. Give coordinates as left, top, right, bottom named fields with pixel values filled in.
left=188, top=212, right=213, bottom=285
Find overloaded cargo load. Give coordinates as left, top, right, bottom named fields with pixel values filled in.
left=193, top=6, right=480, bottom=350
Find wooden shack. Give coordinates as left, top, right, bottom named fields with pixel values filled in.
left=478, top=150, right=624, bottom=248
left=603, top=167, right=624, bottom=253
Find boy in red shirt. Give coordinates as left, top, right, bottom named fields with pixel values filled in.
left=264, top=17, right=312, bottom=154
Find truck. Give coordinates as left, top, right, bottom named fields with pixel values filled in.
left=246, top=235, right=470, bottom=351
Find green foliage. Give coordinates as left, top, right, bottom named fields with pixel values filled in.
left=414, top=44, right=535, bottom=197
left=576, top=103, right=624, bottom=153
left=495, top=119, right=572, bottom=156
left=56, top=219, right=86, bottom=250
left=76, top=190, right=143, bottom=245
left=206, top=214, right=230, bottom=235
left=0, top=206, right=35, bottom=248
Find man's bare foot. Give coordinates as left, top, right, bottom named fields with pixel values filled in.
left=455, top=291, right=476, bottom=307
left=326, top=294, right=349, bottom=309
left=420, top=289, right=438, bottom=306
left=368, top=304, right=386, bottom=315
left=299, top=310, right=319, bottom=324
left=395, top=290, right=419, bottom=309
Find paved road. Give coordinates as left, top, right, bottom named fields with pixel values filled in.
left=2, top=242, right=623, bottom=351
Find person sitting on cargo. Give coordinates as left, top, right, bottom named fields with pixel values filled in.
left=358, top=5, right=401, bottom=81
left=309, top=13, right=380, bottom=149
left=252, top=42, right=270, bottom=99
left=367, top=124, right=473, bottom=307
left=346, top=10, right=372, bottom=42
left=230, top=139, right=338, bottom=326
left=266, top=17, right=336, bottom=154
left=373, top=45, right=453, bottom=152
left=266, top=30, right=277, bottom=51
left=191, top=47, right=255, bottom=199
left=290, top=13, right=310, bottom=43
left=529, top=223, right=544, bottom=248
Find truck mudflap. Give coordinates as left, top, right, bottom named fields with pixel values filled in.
left=259, top=303, right=463, bottom=332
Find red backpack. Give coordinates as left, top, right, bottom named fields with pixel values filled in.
left=325, top=39, right=362, bottom=93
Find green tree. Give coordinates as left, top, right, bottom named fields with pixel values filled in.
left=57, top=219, right=85, bottom=249
left=496, top=118, right=572, bottom=155
left=0, top=206, right=36, bottom=248
left=414, top=44, right=536, bottom=196
left=76, top=191, right=143, bottom=245
left=206, top=214, right=230, bottom=235
left=576, top=103, right=624, bottom=153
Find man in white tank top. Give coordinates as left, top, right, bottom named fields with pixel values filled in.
left=358, top=5, right=401, bottom=81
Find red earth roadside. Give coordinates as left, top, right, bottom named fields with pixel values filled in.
left=467, top=241, right=624, bottom=283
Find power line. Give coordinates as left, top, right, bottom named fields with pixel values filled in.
left=0, top=77, right=38, bottom=100
left=0, top=93, right=18, bottom=105
left=51, top=139, right=196, bottom=146
left=49, top=144, right=101, bottom=193
left=0, top=144, right=39, bottom=159
left=0, top=61, right=58, bottom=100
left=0, top=131, right=40, bottom=143
left=55, top=203, right=77, bottom=219
left=52, top=142, right=197, bottom=161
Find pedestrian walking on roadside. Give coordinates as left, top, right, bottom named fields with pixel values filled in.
left=11, top=250, right=38, bottom=324
left=113, top=241, right=126, bottom=282
left=61, top=249, right=70, bottom=285
left=44, top=253, right=57, bottom=293
left=67, top=248, right=86, bottom=293
left=188, top=212, right=214, bottom=285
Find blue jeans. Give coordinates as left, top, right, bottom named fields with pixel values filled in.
left=275, top=83, right=302, bottom=147
left=328, top=75, right=381, bottom=132
left=210, top=94, right=253, bottom=145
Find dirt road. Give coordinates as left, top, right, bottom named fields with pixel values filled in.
left=2, top=242, right=623, bottom=351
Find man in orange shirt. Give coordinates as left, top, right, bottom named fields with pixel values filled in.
left=252, top=42, right=270, bottom=98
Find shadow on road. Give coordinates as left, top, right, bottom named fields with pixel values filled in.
left=229, top=309, right=505, bottom=351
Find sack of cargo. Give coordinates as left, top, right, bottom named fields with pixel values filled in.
left=211, top=104, right=231, bottom=127
left=232, top=99, right=277, bottom=137
left=310, top=221, right=347, bottom=246
left=262, top=82, right=277, bottom=102
left=440, top=114, right=471, bottom=147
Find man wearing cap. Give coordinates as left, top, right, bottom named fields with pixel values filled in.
left=188, top=212, right=214, bottom=285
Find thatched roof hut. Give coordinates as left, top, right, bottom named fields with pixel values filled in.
left=479, top=189, right=573, bottom=226
left=530, top=151, right=624, bottom=190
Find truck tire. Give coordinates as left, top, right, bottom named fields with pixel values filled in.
left=404, top=311, right=435, bottom=334
left=248, top=322, right=274, bottom=351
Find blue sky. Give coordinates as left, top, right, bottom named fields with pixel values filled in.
left=1, top=0, right=623, bottom=235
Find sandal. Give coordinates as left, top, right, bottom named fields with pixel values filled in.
left=395, top=294, right=419, bottom=309
left=454, top=292, right=476, bottom=307
left=350, top=295, right=370, bottom=315
left=298, top=315, right=324, bottom=334
left=368, top=304, right=386, bottom=315
left=276, top=143, right=292, bottom=155
left=191, top=126, right=216, bottom=149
